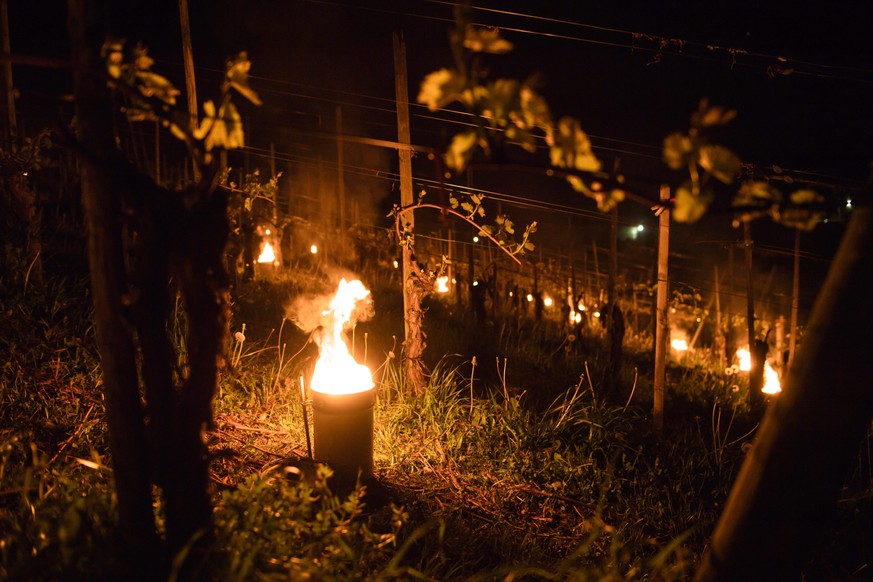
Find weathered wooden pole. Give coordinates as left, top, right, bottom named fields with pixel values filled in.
left=393, top=30, right=427, bottom=392
left=714, top=265, right=725, bottom=365
left=605, top=204, right=621, bottom=396
left=68, top=0, right=159, bottom=566
left=689, top=294, right=714, bottom=350
left=336, top=105, right=346, bottom=230
left=0, top=0, right=16, bottom=150
left=653, top=185, right=670, bottom=434
left=154, top=120, right=160, bottom=183
left=178, top=0, right=199, bottom=182
left=591, top=239, right=600, bottom=297
left=744, top=220, right=765, bottom=409
left=788, top=228, right=800, bottom=371
left=393, top=30, right=413, bottom=331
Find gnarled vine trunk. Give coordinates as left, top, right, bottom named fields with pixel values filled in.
left=68, top=0, right=160, bottom=570
left=69, top=0, right=230, bottom=576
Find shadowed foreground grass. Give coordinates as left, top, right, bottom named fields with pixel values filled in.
left=1, top=260, right=868, bottom=580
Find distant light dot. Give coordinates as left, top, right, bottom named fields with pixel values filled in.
left=310, top=244, right=318, bottom=254
left=472, top=236, right=480, bottom=243
left=637, top=224, right=645, bottom=232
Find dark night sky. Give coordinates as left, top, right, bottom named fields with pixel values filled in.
left=9, top=1, right=873, bottom=318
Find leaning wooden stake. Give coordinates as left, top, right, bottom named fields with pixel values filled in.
left=179, top=0, right=200, bottom=182
left=788, top=227, right=800, bottom=371
left=653, top=185, right=670, bottom=434
left=695, top=206, right=873, bottom=581
left=393, top=30, right=424, bottom=393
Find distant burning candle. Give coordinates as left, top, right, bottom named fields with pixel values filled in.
left=258, top=241, right=276, bottom=264
left=671, top=338, right=689, bottom=351
left=309, top=279, right=375, bottom=492
left=735, top=347, right=782, bottom=394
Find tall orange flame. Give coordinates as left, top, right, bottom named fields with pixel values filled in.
left=310, top=279, right=374, bottom=395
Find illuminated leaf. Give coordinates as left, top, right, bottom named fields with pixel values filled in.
left=131, top=43, right=154, bottom=72
left=101, top=38, right=125, bottom=79
left=519, top=85, right=553, bottom=144
left=201, top=100, right=245, bottom=151
left=464, top=26, right=513, bottom=54
left=168, top=122, right=187, bottom=141
left=662, top=132, right=694, bottom=170
left=481, top=79, right=521, bottom=134
left=225, top=51, right=262, bottom=106
left=566, top=174, right=588, bottom=194
left=136, top=71, right=180, bottom=105
left=194, top=100, right=217, bottom=140
left=417, top=68, right=466, bottom=111
left=460, top=202, right=474, bottom=213
left=693, top=99, right=737, bottom=128
left=699, top=145, right=741, bottom=184
left=733, top=180, right=781, bottom=207
left=790, top=188, right=823, bottom=205
left=778, top=189, right=825, bottom=231
left=550, top=117, right=601, bottom=172
left=673, top=184, right=713, bottom=223
left=596, top=189, right=625, bottom=213
left=449, top=196, right=459, bottom=209
left=445, top=130, right=477, bottom=171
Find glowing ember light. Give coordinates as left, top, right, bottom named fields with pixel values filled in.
left=265, top=228, right=271, bottom=235
left=310, top=244, right=318, bottom=254
left=472, top=280, right=479, bottom=287
left=573, top=312, right=582, bottom=324
left=258, top=241, right=276, bottom=263
left=578, top=301, right=586, bottom=311
left=762, top=362, right=782, bottom=394
left=543, top=296, right=554, bottom=308
left=392, top=259, right=399, bottom=269
left=671, top=338, right=689, bottom=351
left=526, top=293, right=534, bottom=303
left=593, top=311, right=601, bottom=318
left=734, top=348, right=781, bottom=394
left=310, top=279, right=374, bottom=395
left=436, top=275, right=449, bottom=293
left=736, top=348, right=751, bottom=372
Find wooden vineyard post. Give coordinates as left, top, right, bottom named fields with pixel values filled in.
left=653, top=185, right=670, bottom=434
